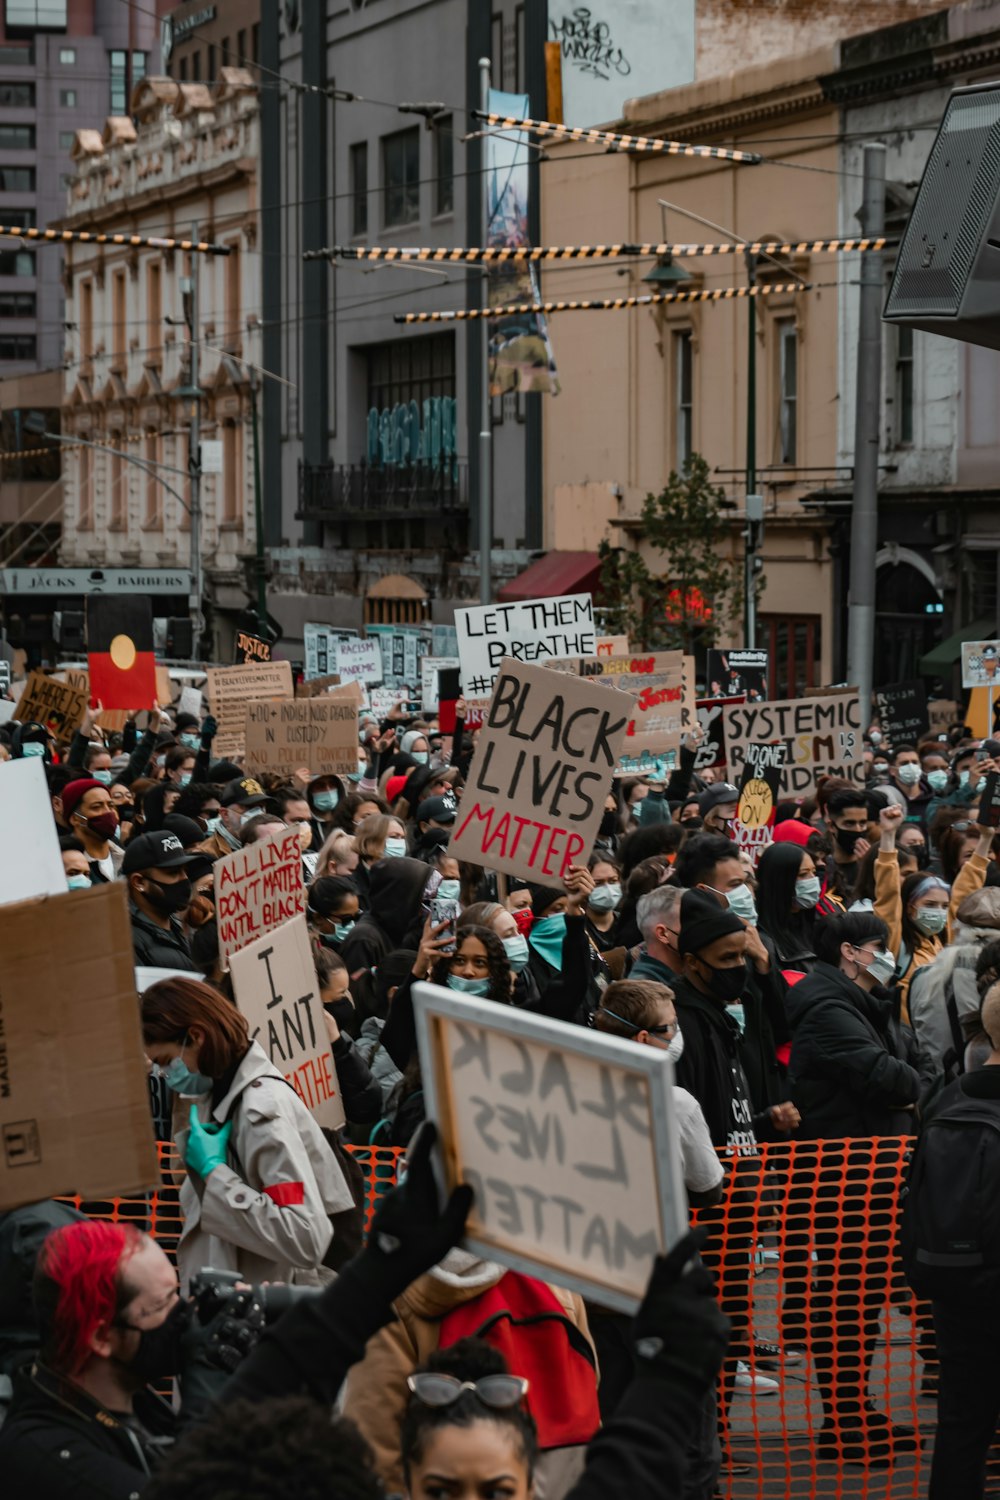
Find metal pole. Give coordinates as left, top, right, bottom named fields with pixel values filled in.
left=846, top=144, right=886, bottom=727
left=250, top=367, right=267, bottom=632
left=478, top=55, right=492, bottom=606
left=187, top=221, right=205, bottom=650
left=745, top=251, right=757, bottom=646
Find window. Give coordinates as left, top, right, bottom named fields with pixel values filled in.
left=778, top=319, right=797, bottom=464
left=192, top=50, right=201, bottom=82
left=759, top=614, right=822, bottom=699
left=80, top=278, right=92, bottom=358
left=143, top=431, right=161, bottom=527
left=179, top=56, right=188, bottom=82
left=59, top=89, right=76, bottom=108
left=59, top=47, right=75, bottom=64
left=222, top=419, right=241, bottom=523
left=0, top=333, right=34, bottom=358
left=350, top=141, right=367, bottom=236
left=0, top=124, right=33, bottom=148
left=146, top=258, right=161, bottom=365
left=59, top=130, right=73, bottom=150
left=78, top=442, right=93, bottom=529
left=251, top=23, right=259, bottom=62
left=0, top=247, right=34, bottom=275
left=0, top=291, right=34, bottom=315
left=434, top=115, right=453, bottom=216
left=221, top=36, right=230, bottom=67
left=109, top=50, right=127, bottom=114
left=237, top=29, right=246, bottom=63
left=0, top=166, right=34, bottom=191
left=112, top=268, right=126, bottom=368
left=207, top=44, right=216, bottom=81
left=5, top=1, right=67, bottom=25
left=224, top=241, right=240, bottom=349
left=1, top=208, right=33, bottom=228
left=895, top=324, right=914, bottom=445
left=133, top=52, right=146, bottom=87
left=366, top=332, right=455, bottom=416
left=0, top=81, right=33, bottom=106
left=674, top=331, right=693, bottom=469
left=381, top=127, right=420, bottom=227
left=109, top=438, right=126, bottom=530
left=0, top=45, right=31, bottom=64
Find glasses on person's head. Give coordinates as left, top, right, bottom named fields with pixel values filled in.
left=407, top=1372, right=529, bottom=1409
left=952, top=821, right=972, bottom=832
left=589, top=1007, right=678, bottom=1039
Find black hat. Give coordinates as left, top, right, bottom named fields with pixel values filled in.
left=697, top=782, right=740, bottom=818
left=528, top=883, right=563, bottom=919
left=162, top=813, right=210, bottom=849
left=677, top=888, right=745, bottom=955
left=219, top=776, right=268, bottom=809
left=174, top=712, right=200, bottom=733
left=415, top=795, right=456, bottom=827
left=208, top=759, right=244, bottom=783
left=122, top=829, right=200, bottom=875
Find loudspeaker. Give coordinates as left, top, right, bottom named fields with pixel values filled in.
left=884, top=82, right=1000, bottom=350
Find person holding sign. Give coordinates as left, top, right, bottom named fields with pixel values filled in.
left=141, top=977, right=355, bottom=1288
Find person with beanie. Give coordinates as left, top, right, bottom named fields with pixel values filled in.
left=525, top=873, right=602, bottom=1022
left=61, top=777, right=125, bottom=883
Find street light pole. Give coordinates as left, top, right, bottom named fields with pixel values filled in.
left=184, top=222, right=205, bottom=649
left=478, top=55, right=492, bottom=606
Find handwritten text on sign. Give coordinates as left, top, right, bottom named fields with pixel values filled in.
left=206, top=661, right=294, bottom=759
left=413, top=985, right=688, bottom=1310
left=456, top=593, right=596, bottom=697
left=723, top=693, right=863, bottom=793
left=244, top=693, right=359, bottom=777
left=229, top=915, right=344, bottom=1130
left=451, top=660, right=631, bottom=882
left=15, top=671, right=87, bottom=740
left=213, top=829, right=306, bottom=965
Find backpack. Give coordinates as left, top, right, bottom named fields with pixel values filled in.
left=900, top=1079, right=1000, bottom=1298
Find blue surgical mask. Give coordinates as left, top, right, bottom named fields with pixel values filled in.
left=978, top=777, right=988, bottom=793
left=312, top=789, right=338, bottom=812
left=91, top=769, right=112, bottom=786
left=411, top=751, right=429, bottom=766
left=332, top=918, right=356, bottom=942
left=912, top=907, right=948, bottom=938
left=502, top=933, right=530, bottom=972
left=205, top=815, right=222, bottom=835
left=383, top=837, right=407, bottom=858
left=926, top=770, right=949, bottom=794
left=856, top=946, right=896, bottom=986
left=897, top=763, right=922, bottom=786
left=794, top=876, right=821, bottom=910
left=67, top=873, right=91, bottom=890
left=22, top=742, right=45, bottom=758
left=180, top=733, right=201, bottom=751
left=163, top=1042, right=213, bottom=1096
left=725, top=1002, right=746, bottom=1035
left=179, top=773, right=192, bottom=788
left=723, top=882, right=758, bottom=926
left=446, top=973, right=491, bottom=996
left=959, top=769, right=971, bottom=789
left=589, top=882, right=622, bottom=912
left=436, top=879, right=461, bottom=902
left=239, top=809, right=259, bottom=827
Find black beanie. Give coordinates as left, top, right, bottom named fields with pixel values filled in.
left=677, top=888, right=745, bottom=955
left=529, top=883, right=563, bottom=919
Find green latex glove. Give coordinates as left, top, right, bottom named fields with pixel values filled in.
left=185, top=1104, right=232, bottom=1178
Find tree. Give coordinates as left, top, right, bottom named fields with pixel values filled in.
left=598, top=454, right=750, bottom=653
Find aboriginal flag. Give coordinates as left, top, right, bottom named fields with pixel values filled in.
left=87, top=597, right=158, bottom=710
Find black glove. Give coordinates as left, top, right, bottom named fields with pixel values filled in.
left=632, top=1227, right=730, bottom=1395
left=178, top=1284, right=267, bottom=1423
left=200, top=713, right=217, bottom=747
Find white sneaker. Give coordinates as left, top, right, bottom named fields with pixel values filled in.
left=734, top=1360, right=779, bottom=1394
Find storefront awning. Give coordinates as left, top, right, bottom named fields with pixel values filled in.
left=497, top=550, right=601, bottom=604
left=919, top=618, right=995, bottom=676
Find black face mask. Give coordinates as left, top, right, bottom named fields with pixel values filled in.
left=142, top=876, right=192, bottom=914
left=323, top=996, right=355, bottom=1033
left=117, top=1298, right=191, bottom=1382
left=908, top=844, right=930, bottom=870
left=680, top=817, right=704, bottom=832
left=599, top=811, right=618, bottom=838
left=116, top=806, right=135, bottom=823
left=696, top=958, right=746, bottom=1005
left=834, top=826, right=865, bottom=855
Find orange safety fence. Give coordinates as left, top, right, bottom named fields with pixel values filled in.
left=58, top=1135, right=987, bottom=1500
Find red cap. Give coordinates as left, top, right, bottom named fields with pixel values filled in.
left=773, top=818, right=813, bottom=847
left=61, top=778, right=108, bottom=821
left=386, top=774, right=410, bottom=805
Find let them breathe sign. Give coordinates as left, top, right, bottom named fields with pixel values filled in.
left=451, top=660, right=633, bottom=882
left=455, top=593, right=596, bottom=697
left=413, top=983, right=688, bottom=1312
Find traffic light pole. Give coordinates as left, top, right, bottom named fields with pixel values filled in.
left=185, top=221, right=205, bottom=650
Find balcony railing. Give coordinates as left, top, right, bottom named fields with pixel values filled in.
left=297, top=458, right=468, bottom=520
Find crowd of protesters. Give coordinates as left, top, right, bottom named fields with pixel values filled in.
left=2, top=683, right=1000, bottom=1498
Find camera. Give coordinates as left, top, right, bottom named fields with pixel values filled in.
left=190, top=1267, right=319, bottom=1327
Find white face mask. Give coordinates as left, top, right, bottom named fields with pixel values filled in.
left=666, top=1028, right=685, bottom=1064
left=897, top=763, right=922, bottom=786
left=724, top=882, right=758, bottom=927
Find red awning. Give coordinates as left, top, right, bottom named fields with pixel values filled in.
left=497, top=550, right=601, bottom=604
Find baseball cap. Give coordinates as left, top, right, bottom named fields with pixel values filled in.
left=415, top=795, right=456, bottom=827
left=219, top=776, right=269, bottom=809
left=122, top=830, right=201, bottom=875
left=697, top=782, right=740, bottom=817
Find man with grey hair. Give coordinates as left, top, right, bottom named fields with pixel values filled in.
left=632, top=883, right=683, bottom=985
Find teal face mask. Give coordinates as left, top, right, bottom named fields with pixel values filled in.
left=162, top=1037, right=213, bottom=1096
left=67, top=873, right=92, bottom=890
left=436, top=879, right=461, bottom=902
left=91, top=769, right=112, bottom=786
left=926, top=770, right=949, bottom=794
left=410, top=751, right=429, bottom=766
left=179, top=773, right=192, bottom=788
left=180, top=733, right=201, bottom=751
left=446, top=973, right=491, bottom=996
left=912, top=907, right=948, bottom=938
left=529, top=912, right=567, bottom=968
left=332, top=919, right=356, bottom=942
left=502, top=933, right=530, bottom=972
left=383, top=837, right=407, bottom=858
left=312, top=789, right=338, bottom=812
left=22, top=742, right=45, bottom=758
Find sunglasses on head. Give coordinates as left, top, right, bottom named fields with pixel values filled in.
left=589, top=1006, right=678, bottom=1038
left=407, top=1372, right=529, bottom=1409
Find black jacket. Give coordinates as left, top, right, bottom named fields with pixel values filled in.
left=129, top=904, right=199, bottom=972
left=339, top=857, right=429, bottom=1026
left=670, top=973, right=761, bottom=1152
left=786, top=961, right=921, bottom=1138
left=331, top=1033, right=383, bottom=1125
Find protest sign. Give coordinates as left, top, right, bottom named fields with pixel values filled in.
left=962, top=639, right=1000, bottom=690
left=978, top=771, right=1000, bottom=830
left=0, top=757, right=71, bottom=904
left=296, top=672, right=342, bottom=698
left=451, top=660, right=632, bottom=882
left=333, top=635, right=383, bottom=685
left=596, top=635, right=630, bottom=657
left=178, top=683, right=203, bottom=719
left=213, top=828, right=307, bottom=966
left=0, top=700, right=14, bottom=726
left=412, top=982, right=688, bottom=1311
left=229, top=914, right=345, bottom=1129
left=0, top=881, right=158, bottom=1211
left=369, top=686, right=409, bottom=718
left=206, top=660, right=294, bottom=758
left=235, top=630, right=272, bottom=664
left=304, top=622, right=352, bottom=680
left=421, top=656, right=461, bottom=712
left=15, top=670, right=87, bottom=740
left=582, top=652, right=694, bottom=763
left=695, top=696, right=744, bottom=771
left=368, top=625, right=429, bottom=689
left=928, top=697, right=961, bottom=735
left=733, top=742, right=786, bottom=865
left=874, top=680, right=929, bottom=745
left=724, top=692, right=864, bottom=793
left=455, top=593, right=596, bottom=697
left=706, top=648, right=769, bottom=702
left=244, top=689, right=360, bottom=777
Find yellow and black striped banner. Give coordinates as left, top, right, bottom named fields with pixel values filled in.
left=0, top=225, right=231, bottom=254
left=394, top=282, right=812, bottom=322
left=310, top=236, right=893, bottom=265
left=472, top=109, right=762, bottom=164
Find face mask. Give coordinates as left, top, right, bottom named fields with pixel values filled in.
left=117, top=806, right=135, bottom=823
left=907, top=843, right=930, bottom=870
left=502, top=933, right=530, bottom=972
left=411, top=751, right=429, bottom=766
left=178, top=773, right=192, bottom=788
left=897, top=763, right=922, bottom=786
left=205, top=815, right=224, bottom=837
left=142, top=876, right=192, bottom=915
left=91, top=769, right=112, bottom=786
left=22, top=741, right=45, bottom=758
left=383, top=837, right=407, bottom=858
left=978, top=777, right=988, bottom=793
left=331, top=918, right=356, bottom=943
left=354, top=760, right=367, bottom=781
left=67, top=873, right=91, bottom=890
left=436, top=879, right=461, bottom=902
left=599, top=810, right=618, bottom=838
left=795, top=876, right=821, bottom=910
left=854, top=946, right=896, bottom=987
left=959, top=769, right=971, bottom=789
left=532, top=913, right=566, bottom=939
left=297, top=821, right=313, bottom=851
left=725, top=1001, right=746, bottom=1035
left=834, top=825, right=865, bottom=855
left=312, top=789, right=338, bottom=812
left=695, top=958, right=746, bottom=1005
left=872, top=761, right=889, bottom=776
left=724, top=883, right=758, bottom=926
left=180, top=732, right=201, bottom=751
left=869, top=731, right=882, bottom=746
left=239, top=809, right=259, bottom=827
left=163, top=1047, right=213, bottom=1096
left=117, top=1299, right=192, bottom=1383
left=589, top=882, right=622, bottom=912
left=912, top=906, right=948, bottom=937
left=80, top=811, right=119, bottom=841
left=926, top=770, right=949, bottom=794
left=446, top=973, right=491, bottom=996
left=323, top=996, right=355, bottom=1031
left=665, top=1028, right=685, bottom=1064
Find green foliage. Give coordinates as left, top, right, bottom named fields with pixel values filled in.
left=598, top=455, right=748, bottom=652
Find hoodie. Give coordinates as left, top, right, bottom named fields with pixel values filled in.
left=339, top=856, right=430, bottom=1024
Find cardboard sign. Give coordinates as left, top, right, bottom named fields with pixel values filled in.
left=421, top=656, right=461, bottom=712
left=235, top=631, right=272, bottom=664
left=962, top=639, right=1000, bottom=690
left=706, top=648, right=769, bottom=703
left=213, top=828, right=307, bottom=966
left=456, top=593, right=596, bottom=697
left=412, top=982, right=688, bottom=1312
left=596, top=635, right=630, bottom=657
left=451, top=660, right=632, bottom=882
left=244, top=689, right=360, bottom=777
left=229, top=914, right=345, bottom=1130
left=581, top=652, right=694, bottom=762
left=874, top=681, right=929, bottom=745
left=733, top=742, right=786, bottom=865
left=928, top=697, right=961, bottom=735
left=695, top=695, right=745, bottom=771
left=296, top=672, right=342, bottom=698
left=15, top=670, right=87, bottom=740
left=206, top=660, right=294, bottom=758
left=0, top=757, right=72, bottom=904
left=724, top=693, right=864, bottom=793
left=178, top=684, right=203, bottom=719
left=0, top=659, right=10, bottom=694
left=0, top=881, right=159, bottom=1211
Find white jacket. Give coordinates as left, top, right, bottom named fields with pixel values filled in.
left=175, top=1040, right=354, bottom=1288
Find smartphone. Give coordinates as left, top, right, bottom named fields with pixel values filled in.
left=977, top=747, right=989, bottom=762
left=430, top=896, right=461, bottom=953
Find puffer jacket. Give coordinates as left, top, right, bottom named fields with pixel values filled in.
left=906, top=886, right=1000, bottom=1065
left=174, top=1040, right=355, bottom=1288
left=874, top=849, right=988, bottom=1020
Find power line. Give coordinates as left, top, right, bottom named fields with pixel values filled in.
left=470, top=109, right=762, bottom=165
left=394, top=282, right=819, bottom=323
left=317, top=236, right=895, bottom=265
left=0, top=224, right=230, bottom=254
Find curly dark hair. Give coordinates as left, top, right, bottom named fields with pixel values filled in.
left=144, top=1396, right=381, bottom=1500
left=431, top=922, right=511, bottom=1002
left=401, top=1337, right=538, bottom=1486
left=330, top=790, right=389, bottom=834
